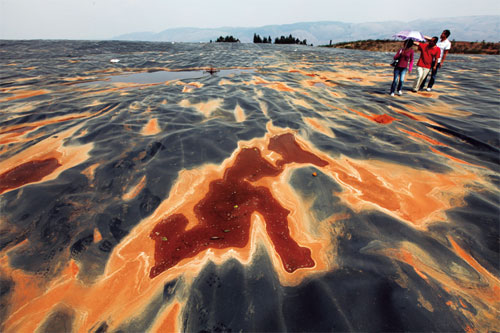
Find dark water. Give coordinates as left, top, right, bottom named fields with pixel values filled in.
left=0, top=40, right=499, bottom=332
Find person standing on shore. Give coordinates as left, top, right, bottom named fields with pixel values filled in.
left=412, top=37, right=441, bottom=93
left=390, top=39, right=415, bottom=96
left=419, top=30, right=452, bottom=91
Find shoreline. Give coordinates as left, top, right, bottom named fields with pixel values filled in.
left=322, top=39, right=500, bottom=55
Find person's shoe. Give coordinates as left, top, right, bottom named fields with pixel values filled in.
left=426, top=88, right=432, bottom=92
left=398, top=90, right=403, bottom=96
left=412, top=89, right=418, bottom=93
left=390, top=93, right=395, bottom=96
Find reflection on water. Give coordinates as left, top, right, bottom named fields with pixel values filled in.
left=108, top=68, right=256, bottom=84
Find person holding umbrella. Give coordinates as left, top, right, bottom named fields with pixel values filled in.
left=390, top=39, right=414, bottom=96
left=419, top=30, right=452, bottom=91
left=412, top=37, right=441, bottom=93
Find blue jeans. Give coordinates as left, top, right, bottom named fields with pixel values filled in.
left=391, top=67, right=407, bottom=93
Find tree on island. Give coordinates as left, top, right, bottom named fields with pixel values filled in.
left=216, top=35, right=240, bottom=43
left=253, top=33, right=311, bottom=45
left=274, top=34, right=308, bottom=45
left=253, top=33, right=272, bottom=44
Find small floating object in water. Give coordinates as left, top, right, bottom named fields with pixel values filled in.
left=210, top=236, right=221, bottom=240
left=234, top=204, right=238, bottom=209
left=205, top=66, right=219, bottom=75
left=312, top=172, right=317, bottom=177
left=110, top=59, right=120, bottom=63
left=161, top=236, right=168, bottom=241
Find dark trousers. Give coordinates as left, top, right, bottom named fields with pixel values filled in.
left=420, top=62, right=441, bottom=90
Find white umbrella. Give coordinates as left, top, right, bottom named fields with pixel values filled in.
left=392, top=30, right=425, bottom=42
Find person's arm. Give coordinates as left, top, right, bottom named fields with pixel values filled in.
left=433, top=49, right=441, bottom=70
left=409, top=50, right=414, bottom=72
left=423, top=35, right=432, bottom=41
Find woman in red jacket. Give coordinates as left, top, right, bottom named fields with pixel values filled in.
left=390, top=39, right=414, bottom=96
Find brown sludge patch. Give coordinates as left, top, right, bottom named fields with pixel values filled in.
left=0, top=158, right=61, bottom=194
left=0, top=125, right=94, bottom=195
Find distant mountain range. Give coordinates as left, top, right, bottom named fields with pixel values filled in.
left=112, top=15, right=500, bottom=45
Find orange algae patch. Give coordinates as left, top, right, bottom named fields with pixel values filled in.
left=141, top=118, right=161, bottom=135
left=405, top=103, right=472, bottom=117
left=4, top=255, right=165, bottom=332
left=302, top=79, right=337, bottom=88
left=0, top=126, right=36, bottom=145
left=82, top=163, right=99, bottom=182
left=0, top=125, right=36, bottom=136
left=0, top=89, right=50, bottom=102
left=234, top=104, right=246, bottom=122
left=388, top=105, right=444, bottom=127
left=291, top=98, right=313, bottom=110
left=379, top=239, right=500, bottom=332
left=399, top=128, right=448, bottom=146
left=151, top=302, right=182, bottom=332
left=0, top=103, right=118, bottom=145
left=269, top=82, right=295, bottom=92
left=429, top=146, right=486, bottom=169
left=218, top=79, right=233, bottom=85
left=246, top=77, right=296, bottom=92
left=122, top=175, right=147, bottom=201
left=448, top=237, right=500, bottom=300
left=328, top=91, right=345, bottom=98
left=93, top=228, right=103, bottom=242
left=293, top=67, right=386, bottom=86
left=304, top=117, right=335, bottom=138
left=345, top=107, right=398, bottom=124
left=325, top=158, right=479, bottom=226
left=178, top=98, right=222, bottom=117
left=181, top=81, right=203, bottom=93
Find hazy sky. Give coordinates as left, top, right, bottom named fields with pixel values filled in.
left=1, top=0, right=499, bottom=39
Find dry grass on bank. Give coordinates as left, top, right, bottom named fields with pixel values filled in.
left=324, top=39, right=499, bottom=55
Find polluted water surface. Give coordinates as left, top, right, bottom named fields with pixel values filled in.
left=0, top=40, right=499, bottom=332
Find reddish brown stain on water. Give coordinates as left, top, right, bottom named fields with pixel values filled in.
left=150, top=134, right=328, bottom=278
left=399, top=128, right=447, bottom=146
left=268, top=133, right=329, bottom=168
left=371, top=114, right=397, bottom=124
left=345, top=107, right=397, bottom=125
left=0, top=158, right=61, bottom=194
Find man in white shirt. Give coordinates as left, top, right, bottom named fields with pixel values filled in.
left=420, top=29, right=452, bottom=91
